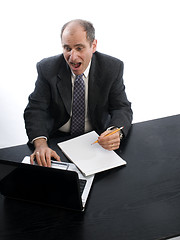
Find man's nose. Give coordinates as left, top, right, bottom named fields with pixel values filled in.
left=69, top=50, right=77, bottom=62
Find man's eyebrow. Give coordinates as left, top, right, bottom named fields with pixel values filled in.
left=74, top=44, right=85, bottom=47
left=63, top=44, right=85, bottom=48
left=63, top=44, right=70, bottom=48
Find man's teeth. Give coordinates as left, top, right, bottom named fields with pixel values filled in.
left=71, top=63, right=81, bottom=68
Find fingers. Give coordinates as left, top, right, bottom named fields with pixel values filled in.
left=35, top=151, right=45, bottom=166
left=51, top=151, right=61, bottom=162
left=30, top=153, right=35, bottom=165
left=30, top=147, right=60, bottom=167
left=98, top=131, right=121, bottom=151
left=100, top=139, right=120, bottom=150
left=99, top=130, right=109, bottom=138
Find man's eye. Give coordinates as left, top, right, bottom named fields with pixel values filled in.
left=65, top=47, right=71, bottom=51
left=77, top=47, right=82, bottom=51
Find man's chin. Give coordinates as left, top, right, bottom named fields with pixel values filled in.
left=71, top=67, right=84, bottom=76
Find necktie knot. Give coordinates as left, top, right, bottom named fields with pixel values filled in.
left=75, top=74, right=84, bottom=82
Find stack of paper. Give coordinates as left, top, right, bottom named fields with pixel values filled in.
left=58, top=131, right=126, bottom=176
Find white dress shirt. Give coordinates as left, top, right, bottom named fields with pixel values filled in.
left=59, top=61, right=93, bottom=133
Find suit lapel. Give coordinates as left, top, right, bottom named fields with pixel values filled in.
left=56, top=53, right=102, bottom=117
left=88, top=54, right=102, bottom=115
left=57, top=61, right=72, bottom=115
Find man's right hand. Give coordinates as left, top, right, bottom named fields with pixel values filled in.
left=30, top=138, right=60, bottom=167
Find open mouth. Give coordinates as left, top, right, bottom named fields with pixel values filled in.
left=70, top=62, right=81, bottom=69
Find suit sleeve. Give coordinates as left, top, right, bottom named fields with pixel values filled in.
left=24, top=62, right=54, bottom=142
left=108, top=61, right=133, bottom=137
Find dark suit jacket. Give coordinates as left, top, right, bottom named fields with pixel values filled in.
left=24, top=51, right=133, bottom=142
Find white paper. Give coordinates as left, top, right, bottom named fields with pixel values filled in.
left=58, top=131, right=126, bottom=176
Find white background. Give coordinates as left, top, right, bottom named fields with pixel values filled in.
left=0, top=0, right=179, bottom=148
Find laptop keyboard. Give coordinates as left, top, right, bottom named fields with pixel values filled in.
left=79, top=179, right=87, bottom=195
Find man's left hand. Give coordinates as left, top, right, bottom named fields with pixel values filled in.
left=98, top=130, right=121, bottom=150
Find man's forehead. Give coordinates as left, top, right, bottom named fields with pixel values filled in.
left=62, top=31, right=88, bottom=47
left=63, top=22, right=85, bottom=36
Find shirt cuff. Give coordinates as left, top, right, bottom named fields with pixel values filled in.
left=106, top=126, right=117, bottom=131
left=31, top=136, right=47, bottom=144
left=106, top=126, right=124, bottom=140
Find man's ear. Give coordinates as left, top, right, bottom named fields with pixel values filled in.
left=92, top=39, right=97, bottom=53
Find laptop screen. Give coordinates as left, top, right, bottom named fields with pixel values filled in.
left=0, top=159, right=83, bottom=210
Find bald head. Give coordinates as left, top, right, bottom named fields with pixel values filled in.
left=61, top=19, right=95, bottom=46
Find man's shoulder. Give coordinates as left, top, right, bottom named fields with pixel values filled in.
left=94, top=51, right=123, bottom=64
left=38, top=54, right=64, bottom=66
left=37, top=54, right=67, bottom=74
left=92, top=52, right=124, bottom=73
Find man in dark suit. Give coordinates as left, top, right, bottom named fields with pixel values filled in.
left=24, top=19, right=133, bottom=166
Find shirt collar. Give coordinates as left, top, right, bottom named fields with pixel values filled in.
left=71, top=60, right=91, bottom=79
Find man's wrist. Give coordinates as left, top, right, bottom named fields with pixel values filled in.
left=33, top=138, right=48, bottom=148
left=31, top=136, right=47, bottom=144
left=107, top=126, right=124, bottom=140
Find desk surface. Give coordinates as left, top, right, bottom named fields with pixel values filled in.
left=0, top=115, right=180, bottom=240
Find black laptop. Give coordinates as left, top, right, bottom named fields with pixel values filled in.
left=0, top=158, right=94, bottom=211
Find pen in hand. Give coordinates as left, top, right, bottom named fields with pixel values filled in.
left=92, top=126, right=124, bottom=145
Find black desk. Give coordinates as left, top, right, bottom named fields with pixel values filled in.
left=0, top=115, right=180, bottom=240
